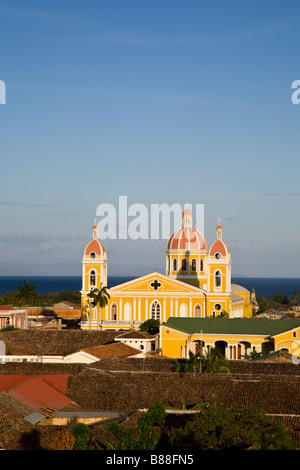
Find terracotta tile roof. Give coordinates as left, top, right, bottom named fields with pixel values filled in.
left=83, top=342, right=141, bottom=360
left=7, top=376, right=71, bottom=411
left=115, top=331, right=155, bottom=340
left=0, top=329, right=120, bottom=355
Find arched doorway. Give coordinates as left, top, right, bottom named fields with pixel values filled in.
left=261, top=341, right=274, bottom=356
left=238, top=341, right=251, bottom=359
left=215, top=340, right=228, bottom=358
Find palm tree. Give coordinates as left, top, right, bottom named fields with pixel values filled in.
left=201, top=347, right=230, bottom=373
left=87, top=284, right=110, bottom=330
left=16, top=280, right=39, bottom=329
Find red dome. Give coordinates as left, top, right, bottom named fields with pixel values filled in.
left=167, top=227, right=207, bottom=251
left=84, top=239, right=106, bottom=257
left=209, top=239, right=230, bottom=257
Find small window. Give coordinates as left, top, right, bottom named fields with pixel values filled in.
left=215, top=253, right=221, bottom=259
left=90, top=252, right=96, bottom=259
left=214, top=303, right=222, bottom=311
left=181, top=259, right=187, bottom=271
left=173, top=258, right=177, bottom=271
left=200, top=259, right=204, bottom=271
left=293, top=331, right=297, bottom=338
left=191, top=259, right=197, bottom=272
left=90, top=270, right=96, bottom=286
left=215, top=271, right=221, bottom=287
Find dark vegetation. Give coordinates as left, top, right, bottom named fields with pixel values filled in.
left=256, top=291, right=299, bottom=315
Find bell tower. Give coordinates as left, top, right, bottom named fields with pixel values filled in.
left=80, top=223, right=108, bottom=329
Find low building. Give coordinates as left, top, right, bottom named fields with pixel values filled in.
left=0, top=306, right=27, bottom=329
left=64, top=341, right=144, bottom=363
left=255, top=309, right=290, bottom=319
left=114, top=330, right=158, bottom=354
left=160, top=317, right=300, bottom=360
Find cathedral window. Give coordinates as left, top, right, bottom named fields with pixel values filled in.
left=90, top=252, right=96, bottom=259
left=191, top=259, right=197, bottom=272
left=195, top=304, right=201, bottom=317
left=181, top=258, right=187, bottom=271
left=215, top=271, right=221, bottom=287
left=215, top=252, right=221, bottom=259
left=200, top=259, right=204, bottom=271
left=214, top=303, right=222, bottom=311
left=111, top=303, right=117, bottom=321
left=90, top=270, right=96, bottom=286
left=151, top=300, right=161, bottom=321
left=173, top=258, right=177, bottom=271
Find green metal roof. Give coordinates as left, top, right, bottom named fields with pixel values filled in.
left=163, top=317, right=300, bottom=337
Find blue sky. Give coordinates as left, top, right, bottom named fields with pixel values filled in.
left=0, top=0, right=300, bottom=277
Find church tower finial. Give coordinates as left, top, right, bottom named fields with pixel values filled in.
left=93, top=220, right=98, bottom=240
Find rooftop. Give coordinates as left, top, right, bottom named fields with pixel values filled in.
left=163, top=317, right=300, bottom=336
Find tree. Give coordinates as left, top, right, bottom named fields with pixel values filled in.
left=289, top=291, right=299, bottom=306
left=105, top=401, right=166, bottom=450
left=176, top=348, right=230, bottom=375
left=201, top=347, right=230, bottom=373
left=168, top=407, right=294, bottom=451
left=16, top=280, right=39, bottom=329
left=71, top=423, right=91, bottom=450
left=139, top=319, right=160, bottom=334
left=49, top=428, right=75, bottom=450
left=87, top=284, right=110, bottom=330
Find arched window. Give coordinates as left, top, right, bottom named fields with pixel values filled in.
left=215, top=271, right=221, bottom=287
left=151, top=300, right=161, bottom=320
left=111, top=303, right=117, bottom=321
left=173, top=258, right=177, bottom=271
left=179, top=303, right=188, bottom=317
left=90, top=270, right=96, bottom=286
left=200, top=259, right=204, bottom=272
left=181, top=258, right=187, bottom=271
left=191, top=259, right=197, bottom=272
left=195, top=304, right=201, bottom=318
left=124, top=302, right=132, bottom=322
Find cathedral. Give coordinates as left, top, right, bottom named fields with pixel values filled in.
left=80, top=207, right=252, bottom=331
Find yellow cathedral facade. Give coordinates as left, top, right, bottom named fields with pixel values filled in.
left=80, top=207, right=253, bottom=331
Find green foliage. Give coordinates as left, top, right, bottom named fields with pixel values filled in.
left=139, top=319, right=160, bottom=334
left=16, top=280, right=38, bottom=307
left=176, top=348, right=230, bottom=374
left=0, top=326, right=19, bottom=332
left=256, top=290, right=300, bottom=315
left=201, top=347, right=230, bottom=373
left=106, top=401, right=166, bottom=450
left=71, top=423, right=91, bottom=450
left=168, top=406, right=295, bottom=451
left=0, top=288, right=81, bottom=308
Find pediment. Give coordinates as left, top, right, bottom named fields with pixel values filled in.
left=109, top=272, right=203, bottom=294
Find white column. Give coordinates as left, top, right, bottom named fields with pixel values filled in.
left=170, top=298, right=173, bottom=318
left=175, top=298, right=178, bottom=317
left=189, top=298, right=192, bottom=317
left=138, top=297, right=141, bottom=322
left=145, top=298, right=148, bottom=320
left=133, top=297, right=137, bottom=322
left=163, top=297, right=166, bottom=322
left=119, top=298, right=123, bottom=321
